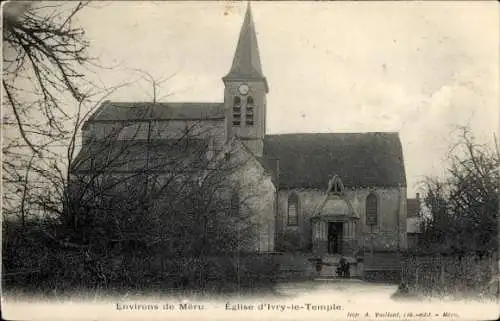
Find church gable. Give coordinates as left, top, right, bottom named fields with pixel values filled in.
left=218, top=138, right=276, bottom=252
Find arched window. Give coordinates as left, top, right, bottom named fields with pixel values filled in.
left=366, top=192, right=378, bottom=226
left=245, top=96, right=254, bottom=126
left=232, top=96, right=241, bottom=126
left=287, top=192, right=299, bottom=226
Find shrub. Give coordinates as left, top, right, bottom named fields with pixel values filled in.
left=3, top=220, right=280, bottom=295
left=276, top=229, right=305, bottom=252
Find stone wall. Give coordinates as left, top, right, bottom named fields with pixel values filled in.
left=277, top=187, right=407, bottom=252
left=231, top=140, right=276, bottom=252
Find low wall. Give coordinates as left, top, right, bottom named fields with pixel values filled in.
left=362, top=251, right=401, bottom=283
left=275, top=252, right=315, bottom=280
left=275, top=251, right=401, bottom=282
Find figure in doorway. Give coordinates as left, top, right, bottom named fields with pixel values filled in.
left=328, top=222, right=343, bottom=254
left=328, top=233, right=336, bottom=254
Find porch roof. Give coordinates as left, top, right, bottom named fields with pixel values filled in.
left=311, top=198, right=360, bottom=221
left=310, top=214, right=360, bottom=222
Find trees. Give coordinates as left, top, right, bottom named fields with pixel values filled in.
left=2, top=3, right=278, bottom=294
left=418, top=127, right=499, bottom=254
left=2, top=1, right=101, bottom=290
left=2, top=1, right=94, bottom=224
left=4, top=97, right=276, bottom=293
left=3, top=97, right=276, bottom=293
left=64, top=117, right=260, bottom=256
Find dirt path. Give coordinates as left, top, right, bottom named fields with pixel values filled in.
left=2, top=280, right=498, bottom=321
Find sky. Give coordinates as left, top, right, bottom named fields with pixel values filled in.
left=73, top=1, right=499, bottom=196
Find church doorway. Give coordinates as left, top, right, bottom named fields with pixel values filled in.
left=327, top=222, right=343, bottom=254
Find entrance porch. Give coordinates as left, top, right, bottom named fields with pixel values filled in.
left=310, top=216, right=362, bottom=277
left=311, top=218, right=359, bottom=257
left=309, top=193, right=362, bottom=278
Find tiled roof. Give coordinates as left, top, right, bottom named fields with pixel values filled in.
left=263, top=132, right=406, bottom=189
left=86, top=101, right=224, bottom=123
left=71, top=139, right=210, bottom=173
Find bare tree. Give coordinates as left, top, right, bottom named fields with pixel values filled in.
left=419, top=127, right=499, bottom=254
left=3, top=61, right=273, bottom=291
left=2, top=1, right=94, bottom=225
left=62, top=118, right=260, bottom=254
left=2, top=4, right=277, bottom=293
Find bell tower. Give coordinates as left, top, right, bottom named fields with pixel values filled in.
left=223, top=2, right=268, bottom=157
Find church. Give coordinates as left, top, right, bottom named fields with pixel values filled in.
left=73, top=4, right=408, bottom=279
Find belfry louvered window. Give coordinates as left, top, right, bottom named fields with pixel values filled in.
left=245, top=96, right=254, bottom=126
left=287, top=192, right=299, bottom=226
left=233, top=96, right=241, bottom=126
left=366, top=192, right=378, bottom=226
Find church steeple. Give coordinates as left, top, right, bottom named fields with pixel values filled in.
left=223, top=2, right=268, bottom=157
left=223, top=2, right=267, bottom=91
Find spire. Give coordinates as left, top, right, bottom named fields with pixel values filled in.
left=224, top=2, right=265, bottom=81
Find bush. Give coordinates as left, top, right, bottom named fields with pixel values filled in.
left=3, top=220, right=280, bottom=295
left=276, top=229, right=306, bottom=252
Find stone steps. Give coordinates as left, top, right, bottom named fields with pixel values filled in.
left=317, top=255, right=362, bottom=278
left=314, top=276, right=364, bottom=281
left=276, top=253, right=364, bottom=279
